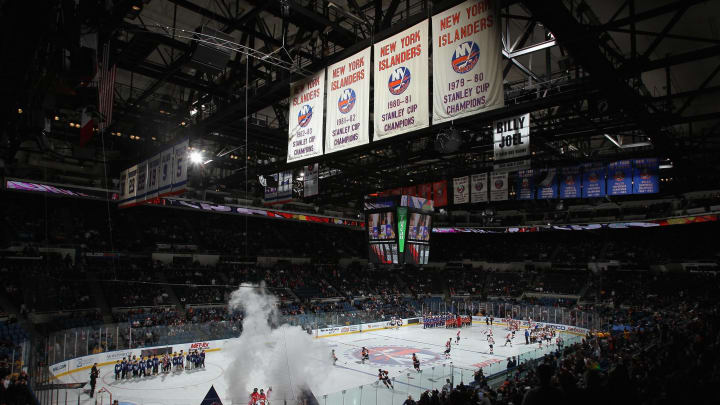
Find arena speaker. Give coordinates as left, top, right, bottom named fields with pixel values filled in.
left=187, top=26, right=234, bottom=74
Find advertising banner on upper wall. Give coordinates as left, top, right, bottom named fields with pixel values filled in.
left=470, top=173, right=488, bottom=203
left=490, top=172, right=508, bottom=201
left=516, top=169, right=534, bottom=200
left=325, top=48, right=371, bottom=154
left=607, top=160, right=633, bottom=196
left=374, top=20, right=430, bottom=139
left=633, top=158, right=659, bottom=194
left=265, top=173, right=278, bottom=202
left=453, top=176, right=470, bottom=204
left=536, top=168, right=558, bottom=199
left=559, top=166, right=581, bottom=199
left=582, top=163, right=606, bottom=198
left=493, top=113, right=530, bottom=161
left=432, top=0, right=504, bottom=124
left=287, top=70, right=325, bottom=162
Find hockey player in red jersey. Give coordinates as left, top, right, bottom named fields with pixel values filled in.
left=249, top=388, right=260, bottom=405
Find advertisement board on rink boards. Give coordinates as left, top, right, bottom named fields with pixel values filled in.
left=432, top=0, right=504, bottom=124
left=287, top=70, right=325, bottom=162
left=325, top=47, right=371, bottom=154
left=373, top=20, right=430, bottom=140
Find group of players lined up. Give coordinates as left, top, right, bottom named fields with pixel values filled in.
left=113, top=350, right=206, bottom=379
left=422, top=314, right=472, bottom=329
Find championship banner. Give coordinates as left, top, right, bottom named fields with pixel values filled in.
left=490, top=172, right=508, bottom=201
left=146, top=154, right=161, bottom=200
left=494, top=113, right=530, bottom=161
left=453, top=176, right=470, bottom=204
left=304, top=163, right=319, bottom=197
left=536, top=168, right=558, bottom=199
left=374, top=20, right=430, bottom=139
left=287, top=70, right=325, bottom=162
left=171, top=138, right=189, bottom=193
left=433, top=180, right=448, bottom=206
left=325, top=47, right=371, bottom=153
left=607, top=160, right=633, bottom=196
left=633, top=158, right=659, bottom=194
left=470, top=173, right=488, bottom=203
left=582, top=164, right=605, bottom=198
left=559, top=166, right=581, bottom=199
left=158, top=148, right=174, bottom=196
left=418, top=183, right=433, bottom=200
left=432, top=0, right=504, bottom=124
left=516, top=169, right=534, bottom=200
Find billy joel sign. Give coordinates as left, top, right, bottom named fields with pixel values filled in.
left=493, top=113, right=530, bottom=161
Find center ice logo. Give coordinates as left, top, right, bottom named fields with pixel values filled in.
left=298, top=105, right=313, bottom=127
left=354, top=346, right=443, bottom=367
left=338, top=88, right=356, bottom=114
left=451, top=41, right=480, bottom=74
left=388, top=67, right=411, bottom=95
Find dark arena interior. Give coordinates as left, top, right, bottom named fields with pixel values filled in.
left=1, top=0, right=720, bottom=404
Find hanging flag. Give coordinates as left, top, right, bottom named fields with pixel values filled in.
left=97, top=43, right=116, bottom=131
left=453, top=176, right=469, bottom=204
left=470, top=173, right=488, bottom=203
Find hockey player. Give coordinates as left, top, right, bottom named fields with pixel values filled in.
left=114, top=361, right=121, bottom=380
left=152, top=355, right=159, bottom=375
left=331, top=349, right=338, bottom=366
left=257, top=387, right=271, bottom=405
left=456, top=329, right=461, bottom=344
left=378, top=369, right=394, bottom=389
left=178, top=350, right=185, bottom=370
left=121, top=358, right=128, bottom=379
left=200, top=350, right=206, bottom=368
left=505, top=332, right=513, bottom=347
left=412, top=353, right=421, bottom=372
left=249, top=388, right=260, bottom=405
left=138, top=357, right=146, bottom=377
left=488, top=335, right=495, bottom=354
left=132, top=359, right=139, bottom=378
left=444, top=338, right=452, bottom=359
left=186, top=351, right=192, bottom=370
left=395, top=318, right=401, bottom=330
left=361, top=347, right=369, bottom=364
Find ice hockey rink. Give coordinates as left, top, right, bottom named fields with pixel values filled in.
left=53, top=322, right=578, bottom=405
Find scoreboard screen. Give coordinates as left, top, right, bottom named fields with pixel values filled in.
left=366, top=196, right=433, bottom=265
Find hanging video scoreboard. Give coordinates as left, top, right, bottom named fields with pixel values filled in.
left=365, top=195, right=434, bottom=265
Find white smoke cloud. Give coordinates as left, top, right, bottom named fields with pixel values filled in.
left=223, top=283, right=331, bottom=404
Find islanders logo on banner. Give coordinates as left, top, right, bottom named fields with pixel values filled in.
left=614, top=170, right=625, bottom=181
left=639, top=168, right=651, bottom=180
left=475, top=182, right=484, bottom=191
left=588, top=172, right=599, bottom=182
left=565, top=175, right=575, bottom=185
left=338, top=88, right=357, bottom=114
left=456, top=184, right=465, bottom=193
left=297, top=104, right=313, bottom=127
left=495, top=178, right=504, bottom=189
left=388, top=67, right=411, bottom=95
left=451, top=41, right=480, bottom=74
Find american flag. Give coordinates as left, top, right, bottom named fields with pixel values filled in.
left=98, top=43, right=116, bottom=130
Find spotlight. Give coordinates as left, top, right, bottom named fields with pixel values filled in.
left=54, top=115, right=59, bottom=121
left=17, top=108, right=23, bottom=114
left=190, top=151, right=204, bottom=164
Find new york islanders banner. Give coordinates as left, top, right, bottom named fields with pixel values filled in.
left=490, top=172, right=508, bottom=201
left=559, top=166, right=581, bottom=199
left=536, top=168, right=558, bottom=199
left=287, top=70, right=324, bottom=162
left=633, top=158, right=659, bottom=194
left=607, top=160, right=633, bottom=196
left=374, top=20, right=430, bottom=139
left=325, top=47, right=371, bottom=154
left=471, top=173, right=488, bottom=203
left=453, top=176, right=469, bottom=204
left=516, top=169, right=534, bottom=200
left=582, top=163, right=606, bottom=198
left=432, top=0, right=504, bottom=124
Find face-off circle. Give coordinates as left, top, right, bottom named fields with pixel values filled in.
left=352, top=346, right=444, bottom=367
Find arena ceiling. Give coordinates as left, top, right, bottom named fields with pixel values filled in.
left=1, top=0, right=719, bottom=210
